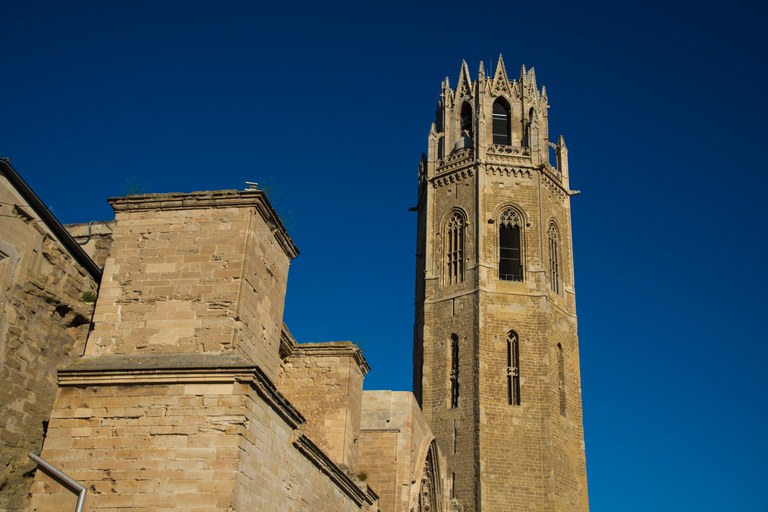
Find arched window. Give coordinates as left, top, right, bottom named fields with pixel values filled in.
left=507, top=331, right=521, bottom=406
left=499, top=208, right=523, bottom=281
left=557, top=343, right=566, bottom=416
left=446, top=212, right=465, bottom=285
left=450, top=334, right=459, bottom=408
left=460, top=102, right=473, bottom=139
left=548, top=222, right=560, bottom=294
left=492, top=98, right=511, bottom=145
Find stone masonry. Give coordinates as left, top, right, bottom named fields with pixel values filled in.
left=5, top=56, right=591, bottom=512
left=414, top=57, right=589, bottom=511
left=25, top=188, right=381, bottom=512
left=0, top=161, right=100, bottom=511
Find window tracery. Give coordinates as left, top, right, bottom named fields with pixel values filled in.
left=548, top=222, right=560, bottom=294
left=499, top=208, right=523, bottom=281
left=507, top=331, right=521, bottom=406
left=446, top=212, right=465, bottom=285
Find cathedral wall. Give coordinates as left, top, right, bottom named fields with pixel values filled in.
left=85, top=201, right=250, bottom=356
left=477, top=296, right=554, bottom=512
left=0, top=176, right=98, bottom=511
left=359, top=391, right=445, bottom=512
left=234, top=209, right=291, bottom=379
left=420, top=295, right=478, bottom=510
left=84, top=191, right=294, bottom=382
left=479, top=174, right=542, bottom=285
left=236, top=382, right=374, bottom=512
left=28, top=382, right=244, bottom=511
left=29, top=376, right=375, bottom=512
left=279, top=342, right=366, bottom=471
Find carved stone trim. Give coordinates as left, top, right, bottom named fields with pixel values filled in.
left=293, top=434, right=378, bottom=506
left=541, top=166, right=568, bottom=200
left=485, top=166, right=533, bottom=179
left=432, top=168, right=474, bottom=189
left=487, top=144, right=531, bottom=157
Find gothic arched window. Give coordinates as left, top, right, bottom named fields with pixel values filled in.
left=492, top=98, right=511, bottom=145
left=446, top=211, right=465, bottom=285
left=460, top=102, right=473, bottom=139
left=450, top=334, right=459, bottom=408
left=499, top=208, right=523, bottom=281
left=557, top=343, right=566, bottom=416
left=548, top=222, right=560, bottom=294
left=507, top=331, right=521, bottom=406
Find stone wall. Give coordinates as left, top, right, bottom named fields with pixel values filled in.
left=27, top=354, right=378, bottom=512
left=280, top=342, right=368, bottom=472
left=0, top=174, right=98, bottom=511
left=84, top=190, right=297, bottom=382
left=359, top=391, right=449, bottom=512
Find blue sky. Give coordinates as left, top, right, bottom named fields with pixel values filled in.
left=2, top=1, right=766, bottom=510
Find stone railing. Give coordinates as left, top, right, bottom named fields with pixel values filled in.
left=487, top=144, right=531, bottom=157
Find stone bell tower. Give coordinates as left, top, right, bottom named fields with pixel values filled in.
left=413, top=56, right=589, bottom=511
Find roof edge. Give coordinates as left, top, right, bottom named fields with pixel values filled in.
left=0, top=158, right=102, bottom=282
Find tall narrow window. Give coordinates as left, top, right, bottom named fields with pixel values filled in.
left=499, top=208, right=523, bottom=281
left=460, top=102, right=473, bottom=139
left=507, top=331, right=521, bottom=405
left=548, top=223, right=560, bottom=294
left=557, top=343, right=566, bottom=416
left=524, top=107, right=536, bottom=147
left=446, top=212, right=465, bottom=285
left=492, top=98, right=511, bottom=145
left=450, top=334, right=459, bottom=408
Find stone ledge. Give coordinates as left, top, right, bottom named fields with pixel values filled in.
left=291, top=342, right=371, bottom=376
left=293, top=434, right=378, bottom=507
left=108, top=190, right=299, bottom=259
left=58, top=352, right=306, bottom=428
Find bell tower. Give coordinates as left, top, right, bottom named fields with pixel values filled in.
left=413, top=56, right=589, bottom=511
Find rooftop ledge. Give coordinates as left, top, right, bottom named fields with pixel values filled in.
left=108, top=189, right=298, bottom=259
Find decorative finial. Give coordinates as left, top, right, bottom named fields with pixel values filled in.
left=478, top=60, right=485, bottom=78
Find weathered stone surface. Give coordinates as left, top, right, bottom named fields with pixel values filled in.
left=359, top=391, right=450, bottom=512
left=0, top=171, right=99, bottom=511
left=85, top=190, right=297, bottom=383
left=280, top=342, right=369, bottom=471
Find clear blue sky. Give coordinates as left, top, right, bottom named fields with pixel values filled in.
left=2, top=1, right=766, bottom=510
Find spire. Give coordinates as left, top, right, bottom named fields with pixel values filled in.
left=492, top=54, right=511, bottom=95
left=455, top=60, right=473, bottom=99
left=478, top=60, right=485, bottom=79
left=528, top=67, right=537, bottom=92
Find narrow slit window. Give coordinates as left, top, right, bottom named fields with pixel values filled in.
left=557, top=343, right=566, bottom=416
left=446, top=212, right=465, bottom=285
left=499, top=208, right=523, bottom=281
left=548, top=223, right=560, bottom=294
left=507, top=331, right=521, bottom=405
left=450, top=334, right=459, bottom=408
left=492, top=98, right=511, bottom=145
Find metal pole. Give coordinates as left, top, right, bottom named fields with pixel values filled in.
left=28, top=452, right=87, bottom=512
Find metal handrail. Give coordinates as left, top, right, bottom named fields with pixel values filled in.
left=28, top=452, right=87, bottom=512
